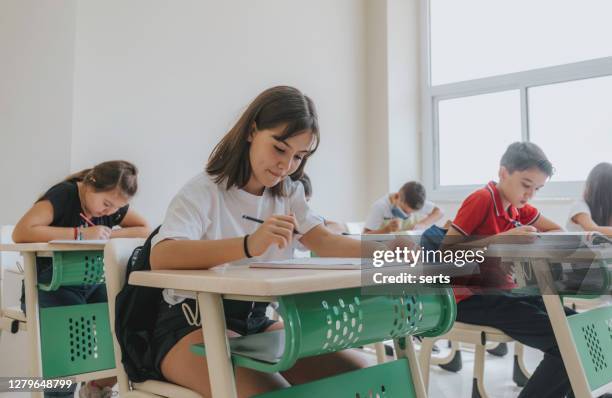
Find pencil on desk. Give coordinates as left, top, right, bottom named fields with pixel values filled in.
left=242, top=214, right=301, bottom=235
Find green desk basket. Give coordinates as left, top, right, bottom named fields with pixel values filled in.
left=39, top=302, right=115, bottom=378
left=191, top=286, right=456, bottom=375
left=39, top=251, right=105, bottom=291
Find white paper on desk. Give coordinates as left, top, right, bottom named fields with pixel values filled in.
left=249, top=257, right=362, bottom=270
left=533, top=232, right=611, bottom=249
left=49, top=239, right=108, bottom=245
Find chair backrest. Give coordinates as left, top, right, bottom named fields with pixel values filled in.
left=0, top=225, right=21, bottom=313
left=104, top=238, right=145, bottom=394
left=0, top=225, right=20, bottom=273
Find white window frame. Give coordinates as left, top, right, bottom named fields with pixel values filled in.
left=420, top=0, right=612, bottom=202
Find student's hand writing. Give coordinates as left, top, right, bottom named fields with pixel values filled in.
left=247, top=214, right=298, bottom=256
left=383, top=219, right=401, bottom=233
left=81, top=226, right=112, bottom=240
left=502, top=225, right=538, bottom=243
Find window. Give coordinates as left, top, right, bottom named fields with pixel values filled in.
left=438, top=90, right=521, bottom=186
left=529, top=76, right=612, bottom=182
left=423, top=0, right=612, bottom=198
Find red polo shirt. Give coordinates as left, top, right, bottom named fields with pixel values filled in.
left=451, top=181, right=540, bottom=302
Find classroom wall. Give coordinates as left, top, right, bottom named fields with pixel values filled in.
left=0, top=0, right=77, bottom=377
left=0, top=0, right=76, bottom=226
left=70, top=0, right=369, bottom=226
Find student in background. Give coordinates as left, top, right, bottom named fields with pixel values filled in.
left=444, top=142, right=584, bottom=398
left=12, top=160, right=150, bottom=398
left=149, top=86, right=380, bottom=398
left=297, top=173, right=348, bottom=234
left=566, top=162, right=612, bottom=235
left=363, top=181, right=443, bottom=234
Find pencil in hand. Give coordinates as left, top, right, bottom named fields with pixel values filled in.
left=242, top=214, right=301, bottom=235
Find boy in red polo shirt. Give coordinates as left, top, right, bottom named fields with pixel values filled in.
left=445, top=142, right=585, bottom=398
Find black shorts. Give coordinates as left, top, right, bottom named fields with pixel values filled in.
left=152, top=297, right=276, bottom=377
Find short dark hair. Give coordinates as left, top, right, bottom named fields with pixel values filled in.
left=399, top=181, right=426, bottom=210
left=298, top=173, right=312, bottom=199
left=500, top=142, right=554, bottom=177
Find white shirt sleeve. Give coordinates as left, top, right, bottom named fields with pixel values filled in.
left=288, top=181, right=323, bottom=236
left=419, top=200, right=436, bottom=216
left=152, top=180, right=212, bottom=248
left=364, top=199, right=387, bottom=231
left=565, top=200, right=591, bottom=232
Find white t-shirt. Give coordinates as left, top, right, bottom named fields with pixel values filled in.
left=153, top=172, right=322, bottom=304
left=565, top=200, right=591, bottom=232
left=364, top=194, right=436, bottom=231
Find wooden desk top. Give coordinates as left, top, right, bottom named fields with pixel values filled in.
left=128, top=261, right=476, bottom=297
left=487, top=244, right=612, bottom=261
left=129, top=264, right=362, bottom=296
left=0, top=242, right=106, bottom=252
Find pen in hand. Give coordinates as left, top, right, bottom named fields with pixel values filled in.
left=242, top=215, right=301, bottom=235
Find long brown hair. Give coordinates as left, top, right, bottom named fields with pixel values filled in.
left=584, top=162, right=612, bottom=226
left=63, top=160, right=138, bottom=197
left=206, top=86, right=320, bottom=197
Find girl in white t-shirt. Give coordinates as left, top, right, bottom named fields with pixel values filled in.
left=566, top=162, right=612, bottom=235
left=150, top=86, right=371, bottom=397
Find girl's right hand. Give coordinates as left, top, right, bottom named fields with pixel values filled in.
left=247, top=215, right=298, bottom=256
left=81, top=225, right=112, bottom=240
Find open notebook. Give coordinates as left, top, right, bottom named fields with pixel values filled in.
left=249, top=257, right=362, bottom=270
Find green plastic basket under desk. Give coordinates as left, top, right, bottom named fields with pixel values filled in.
left=512, top=259, right=612, bottom=300
left=560, top=259, right=612, bottom=300
left=38, top=250, right=105, bottom=291
left=39, top=302, right=115, bottom=378
left=36, top=250, right=114, bottom=377
left=191, top=286, right=456, bottom=397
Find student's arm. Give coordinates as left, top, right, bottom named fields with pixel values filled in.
left=531, top=214, right=563, bottom=232
left=363, top=219, right=400, bottom=235
left=12, top=201, right=111, bottom=243
left=301, top=224, right=386, bottom=257
left=362, top=201, right=400, bottom=234
left=414, top=206, right=444, bottom=230
left=111, top=209, right=151, bottom=238
left=323, top=220, right=348, bottom=234
left=571, top=213, right=612, bottom=236
left=150, top=215, right=296, bottom=270
left=443, top=224, right=538, bottom=249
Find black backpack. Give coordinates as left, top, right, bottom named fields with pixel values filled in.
left=115, top=225, right=163, bottom=382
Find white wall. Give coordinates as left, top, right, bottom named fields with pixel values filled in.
left=364, top=0, right=422, bottom=207
left=0, top=0, right=77, bottom=377
left=70, top=0, right=369, bottom=225
left=0, top=0, right=76, bottom=226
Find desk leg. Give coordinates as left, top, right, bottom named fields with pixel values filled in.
left=197, top=292, right=237, bottom=398
left=394, top=338, right=427, bottom=398
left=23, top=252, right=43, bottom=398
left=532, top=259, right=592, bottom=398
